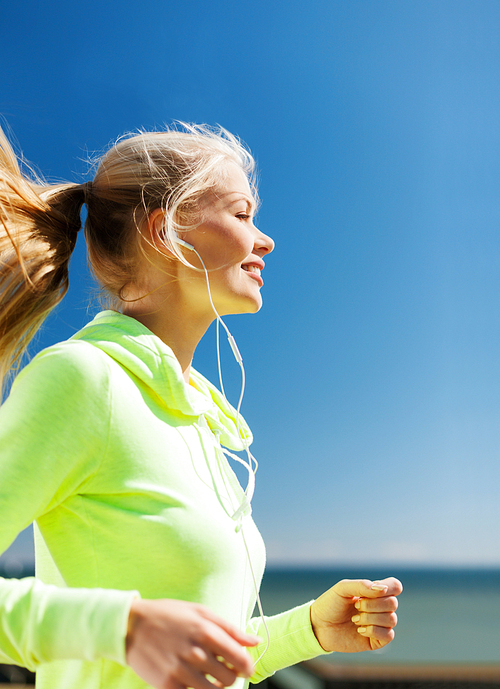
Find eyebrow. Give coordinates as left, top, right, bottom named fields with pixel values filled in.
left=228, top=194, right=256, bottom=212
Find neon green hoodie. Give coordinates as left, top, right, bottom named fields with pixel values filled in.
left=0, top=311, right=326, bottom=688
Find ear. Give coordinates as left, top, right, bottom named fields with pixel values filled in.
left=147, top=209, right=180, bottom=260
left=147, top=208, right=168, bottom=250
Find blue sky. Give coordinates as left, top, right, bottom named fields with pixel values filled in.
left=2, top=0, right=500, bottom=568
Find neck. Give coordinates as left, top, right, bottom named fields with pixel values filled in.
left=123, top=308, right=211, bottom=383
left=120, top=249, right=222, bottom=382
left=121, top=294, right=214, bottom=383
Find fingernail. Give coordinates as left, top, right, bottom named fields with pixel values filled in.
left=351, top=615, right=361, bottom=623
left=354, top=601, right=361, bottom=610
left=371, top=583, right=387, bottom=591
left=357, top=627, right=367, bottom=634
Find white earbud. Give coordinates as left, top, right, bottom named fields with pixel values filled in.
left=172, top=230, right=194, bottom=251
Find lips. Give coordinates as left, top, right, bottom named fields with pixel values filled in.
left=241, top=265, right=261, bottom=276
left=241, top=260, right=264, bottom=286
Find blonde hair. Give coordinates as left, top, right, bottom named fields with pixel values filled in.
left=0, top=123, right=257, bottom=390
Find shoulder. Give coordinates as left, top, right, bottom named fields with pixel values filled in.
left=1, top=341, right=115, bottom=443
left=12, top=340, right=112, bottom=402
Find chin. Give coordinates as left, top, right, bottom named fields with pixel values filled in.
left=219, top=295, right=263, bottom=317
left=249, top=299, right=263, bottom=313
left=241, top=292, right=263, bottom=314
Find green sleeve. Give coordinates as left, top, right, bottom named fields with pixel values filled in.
left=0, top=343, right=138, bottom=670
left=246, top=601, right=329, bottom=683
left=0, top=577, right=137, bottom=669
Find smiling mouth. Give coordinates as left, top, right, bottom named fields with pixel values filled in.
left=242, top=265, right=261, bottom=276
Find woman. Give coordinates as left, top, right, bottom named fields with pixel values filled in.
left=0, top=123, right=402, bottom=689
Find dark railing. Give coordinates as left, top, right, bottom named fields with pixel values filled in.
left=256, top=661, right=500, bottom=689
left=3, top=660, right=500, bottom=688
left=0, top=665, right=34, bottom=685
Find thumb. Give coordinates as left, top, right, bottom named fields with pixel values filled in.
left=201, top=608, right=262, bottom=647
left=333, top=579, right=389, bottom=599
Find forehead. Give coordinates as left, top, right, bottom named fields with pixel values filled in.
left=219, top=161, right=252, bottom=194
left=199, top=162, right=255, bottom=211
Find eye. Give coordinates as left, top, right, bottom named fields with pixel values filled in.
left=236, top=213, right=251, bottom=220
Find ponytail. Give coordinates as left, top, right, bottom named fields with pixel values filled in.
left=0, top=127, right=85, bottom=391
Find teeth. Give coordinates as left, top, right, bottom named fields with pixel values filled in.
left=242, top=265, right=261, bottom=275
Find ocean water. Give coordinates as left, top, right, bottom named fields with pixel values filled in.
left=1, top=563, right=498, bottom=667
left=258, top=568, right=500, bottom=665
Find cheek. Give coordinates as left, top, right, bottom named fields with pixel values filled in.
left=230, top=235, right=254, bottom=263
left=225, top=223, right=255, bottom=258
left=202, top=225, right=253, bottom=267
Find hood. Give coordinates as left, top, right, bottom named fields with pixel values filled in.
left=71, top=310, right=253, bottom=452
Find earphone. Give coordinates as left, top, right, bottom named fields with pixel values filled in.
left=172, top=230, right=251, bottom=499
left=172, top=231, right=244, bottom=366
left=172, top=229, right=270, bottom=661
left=172, top=234, right=195, bottom=252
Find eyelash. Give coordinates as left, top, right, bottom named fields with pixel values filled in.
left=236, top=213, right=250, bottom=220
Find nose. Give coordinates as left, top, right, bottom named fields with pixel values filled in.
left=253, top=225, right=275, bottom=256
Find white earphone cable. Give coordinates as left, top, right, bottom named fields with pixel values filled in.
left=185, top=242, right=270, bottom=661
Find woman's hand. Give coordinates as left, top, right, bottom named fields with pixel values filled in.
left=126, top=598, right=260, bottom=689
left=310, top=577, right=402, bottom=653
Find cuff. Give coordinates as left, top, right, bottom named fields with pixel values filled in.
left=248, top=600, right=329, bottom=683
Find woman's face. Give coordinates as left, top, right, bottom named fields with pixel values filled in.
left=176, top=162, right=274, bottom=317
